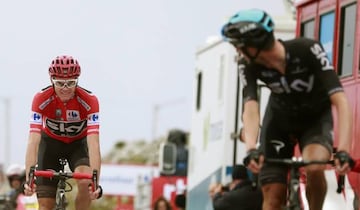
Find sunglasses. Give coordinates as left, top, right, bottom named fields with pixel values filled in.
left=229, top=40, right=245, bottom=49
left=52, top=78, right=78, bottom=88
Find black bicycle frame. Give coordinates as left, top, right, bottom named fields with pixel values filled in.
left=55, top=158, right=69, bottom=210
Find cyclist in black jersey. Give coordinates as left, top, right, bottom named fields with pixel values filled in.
left=221, top=9, right=353, bottom=210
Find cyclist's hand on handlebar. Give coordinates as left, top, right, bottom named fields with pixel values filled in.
left=334, top=151, right=354, bottom=175
left=248, top=156, right=264, bottom=173
left=89, top=185, right=103, bottom=200
left=243, top=149, right=264, bottom=174
left=23, top=182, right=36, bottom=196
left=334, top=161, right=349, bottom=175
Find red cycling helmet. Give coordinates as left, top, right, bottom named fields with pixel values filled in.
left=49, top=55, right=81, bottom=78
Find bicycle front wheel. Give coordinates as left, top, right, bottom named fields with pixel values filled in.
left=55, top=193, right=67, bottom=210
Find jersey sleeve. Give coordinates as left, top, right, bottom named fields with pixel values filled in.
left=87, top=95, right=100, bottom=135
left=308, top=40, right=343, bottom=95
left=29, top=93, right=44, bottom=134
left=240, top=59, right=258, bottom=102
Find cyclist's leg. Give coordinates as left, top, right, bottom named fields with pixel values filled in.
left=299, top=109, right=333, bottom=210
left=36, top=134, right=62, bottom=210
left=68, top=137, right=92, bottom=210
left=259, top=107, right=294, bottom=210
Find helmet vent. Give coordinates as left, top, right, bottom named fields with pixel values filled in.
left=48, top=55, right=81, bottom=78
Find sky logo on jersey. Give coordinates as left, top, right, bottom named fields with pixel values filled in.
left=310, top=43, right=333, bottom=71
left=67, top=110, right=80, bottom=121
left=46, top=118, right=86, bottom=137
left=88, top=113, right=99, bottom=125
left=268, top=75, right=314, bottom=94
left=30, top=112, right=42, bottom=124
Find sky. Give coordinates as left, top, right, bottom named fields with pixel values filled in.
left=0, top=0, right=290, bottom=166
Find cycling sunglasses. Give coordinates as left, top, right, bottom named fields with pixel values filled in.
left=52, top=78, right=78, bottom=88
left=229, top=40, right=245, bottom=49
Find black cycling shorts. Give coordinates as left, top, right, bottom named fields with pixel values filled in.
left=258, top=105, right=333, bottom=186
left=36, top=133, right=90, bottom=198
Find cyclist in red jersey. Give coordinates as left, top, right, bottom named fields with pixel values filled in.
left=23, top=55, right=102, bottom=210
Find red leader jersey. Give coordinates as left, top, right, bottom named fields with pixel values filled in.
left=29, top=86, right=100, bottom=144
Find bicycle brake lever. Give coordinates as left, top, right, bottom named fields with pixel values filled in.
left=28, top=166, right=36, bottom=189
left=92, top=170, right=98, bottom=192
left=92, top=170, right=103, bottom=199
left=336, top=175, right=344, bottom=194
left=251, top=174, right=258, bottom=190
left=334, top=151, right=351, bottom=194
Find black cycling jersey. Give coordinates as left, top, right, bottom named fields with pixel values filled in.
left=240, top=37, right=343, bottom=116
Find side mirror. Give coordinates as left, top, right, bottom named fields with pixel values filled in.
left=159, top=142, right=177, bottom=175
left=239, top=127, right=245, bottom=142
left=231, top=127, right=245, bottom=142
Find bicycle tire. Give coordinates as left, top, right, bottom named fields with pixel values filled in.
left=266, top=157, right=332, bottom=210
left=55, top=192, right=67, bottom=210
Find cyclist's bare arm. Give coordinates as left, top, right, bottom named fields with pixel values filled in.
left=242, top=100, right=260, bottom=151
left=330, top=92, right=352, bottom=174
left=25, top=132, right=41, bottom=180
left=87, top=134, right=101, bottom=175
left=242, top=100, right=263, bottom=173
left=87, top=133, right=102, bottom=199
left=24, top=132, right=41, bottom=195
left=330, top=92, right=352, bottom=153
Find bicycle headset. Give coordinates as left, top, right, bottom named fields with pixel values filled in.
left=221, top=9, right=275, bottom=60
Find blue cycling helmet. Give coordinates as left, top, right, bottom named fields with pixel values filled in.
left=221, top=9, right=275, bottom=51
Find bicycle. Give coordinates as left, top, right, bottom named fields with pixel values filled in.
left=28, top=158, right=98, bottom=210
left=264, top=157, right=343, bottom=210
